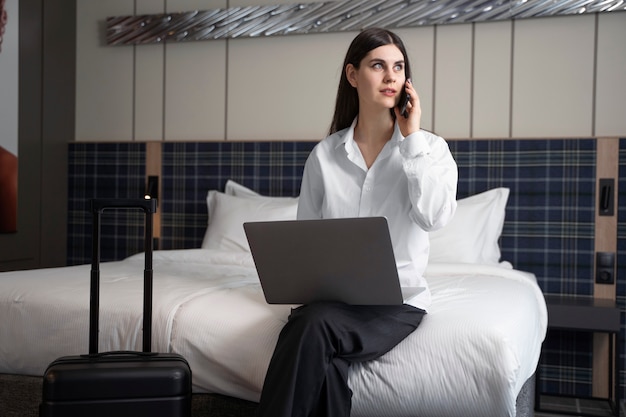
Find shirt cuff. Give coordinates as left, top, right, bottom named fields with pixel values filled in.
left=399, top=131, right=431, bottom=158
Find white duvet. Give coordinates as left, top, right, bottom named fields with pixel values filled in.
left=0, top=249, right=547, bottom=417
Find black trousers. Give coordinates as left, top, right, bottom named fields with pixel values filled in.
left=256, top=301, right=426, bottom=417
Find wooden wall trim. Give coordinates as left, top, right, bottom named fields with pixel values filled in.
left=146, top=142, right=162, bottom=245
left=592, top=137, right=620, bottom=397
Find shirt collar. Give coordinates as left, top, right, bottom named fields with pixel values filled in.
left=340, top=118, right=358, bottom=154
left=334, top=118, right=358, bottom=151
left=338, top=118, right=403, bottom=164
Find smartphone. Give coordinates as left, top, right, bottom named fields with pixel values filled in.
left=398, top=89, right=410, bottom=119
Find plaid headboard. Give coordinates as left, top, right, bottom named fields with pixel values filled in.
left=67, top=143, right=147, bottom=264
left=68, top=138, right=621, bottom=399
left=448, top=139, right=596, bottom=296
left=159, top=142, right=316, bottom=250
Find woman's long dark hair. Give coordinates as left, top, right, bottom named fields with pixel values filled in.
left=328, top=27, right=412, bottom=135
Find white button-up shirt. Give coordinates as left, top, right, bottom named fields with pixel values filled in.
left=297, top=118, right=458, bottom=310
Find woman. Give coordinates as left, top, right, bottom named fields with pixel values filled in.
left=257, top=28, right=458, bottom=417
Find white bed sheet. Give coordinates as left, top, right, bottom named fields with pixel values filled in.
left=0, top=249, right=546, bottom=417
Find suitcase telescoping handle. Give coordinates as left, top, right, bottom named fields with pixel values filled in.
left=89, top=198, right=158, bottom=355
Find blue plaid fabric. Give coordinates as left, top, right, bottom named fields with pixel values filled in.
left=67, top=143, right=147, bottom=265
left=448, top=139, right=596, bottom=295
left=67, top=138, right=625, bottom=398
left=159, top=141, right=317, bottom=250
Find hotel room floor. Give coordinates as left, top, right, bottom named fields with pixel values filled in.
left=536, top=395, right=624, bottom=416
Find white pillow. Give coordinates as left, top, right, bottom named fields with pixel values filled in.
left=202, top=190, right=298, bottom=251
left=224, top=180, right=299, bottom=202
left=429, top=188, right=510, bottom=265
left=213, top=180, right=508, bottom=263
left=224, top=179, right=259, bottom=197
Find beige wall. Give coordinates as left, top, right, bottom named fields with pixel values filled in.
left=76, top=2, right=626, bottom=141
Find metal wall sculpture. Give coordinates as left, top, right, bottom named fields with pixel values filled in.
left=107, top=0, right=625, bottom=45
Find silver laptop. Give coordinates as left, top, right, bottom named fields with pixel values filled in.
left=243, top=217, right=423, bottom=305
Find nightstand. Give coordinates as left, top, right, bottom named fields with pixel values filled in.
left=535, top=295, right=621, bottom=417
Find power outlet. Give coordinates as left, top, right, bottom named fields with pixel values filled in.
left=595, top=252, right=615, bottom=285
left=598, top=178, right=614, bottom=216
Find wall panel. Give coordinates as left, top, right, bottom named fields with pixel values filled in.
left=76, top=1, right=134, bottom=141
left=164, top=40, right=228, bottom=140
left=473, top=20, right=512, bottom=138
left=434, top=24, right=473, bottom=139
left=512, top=15, right=595, bottom=138
left=134, top=0, right=165, bottom=141
left=227, top=33, right=347, bottom=140
left=595, top=12, right=626, bottom=137
left=135, top=44, right=165, bottom=141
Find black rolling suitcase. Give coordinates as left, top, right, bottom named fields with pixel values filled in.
left=40, top=199, right=192, bottom=417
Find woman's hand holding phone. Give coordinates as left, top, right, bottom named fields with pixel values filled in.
left=399, top=91, right=410, bottom=119
left=395, top=79, right=421, bottom=137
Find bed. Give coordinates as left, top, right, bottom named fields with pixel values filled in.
left=0, top=175, right=547, bottom=417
